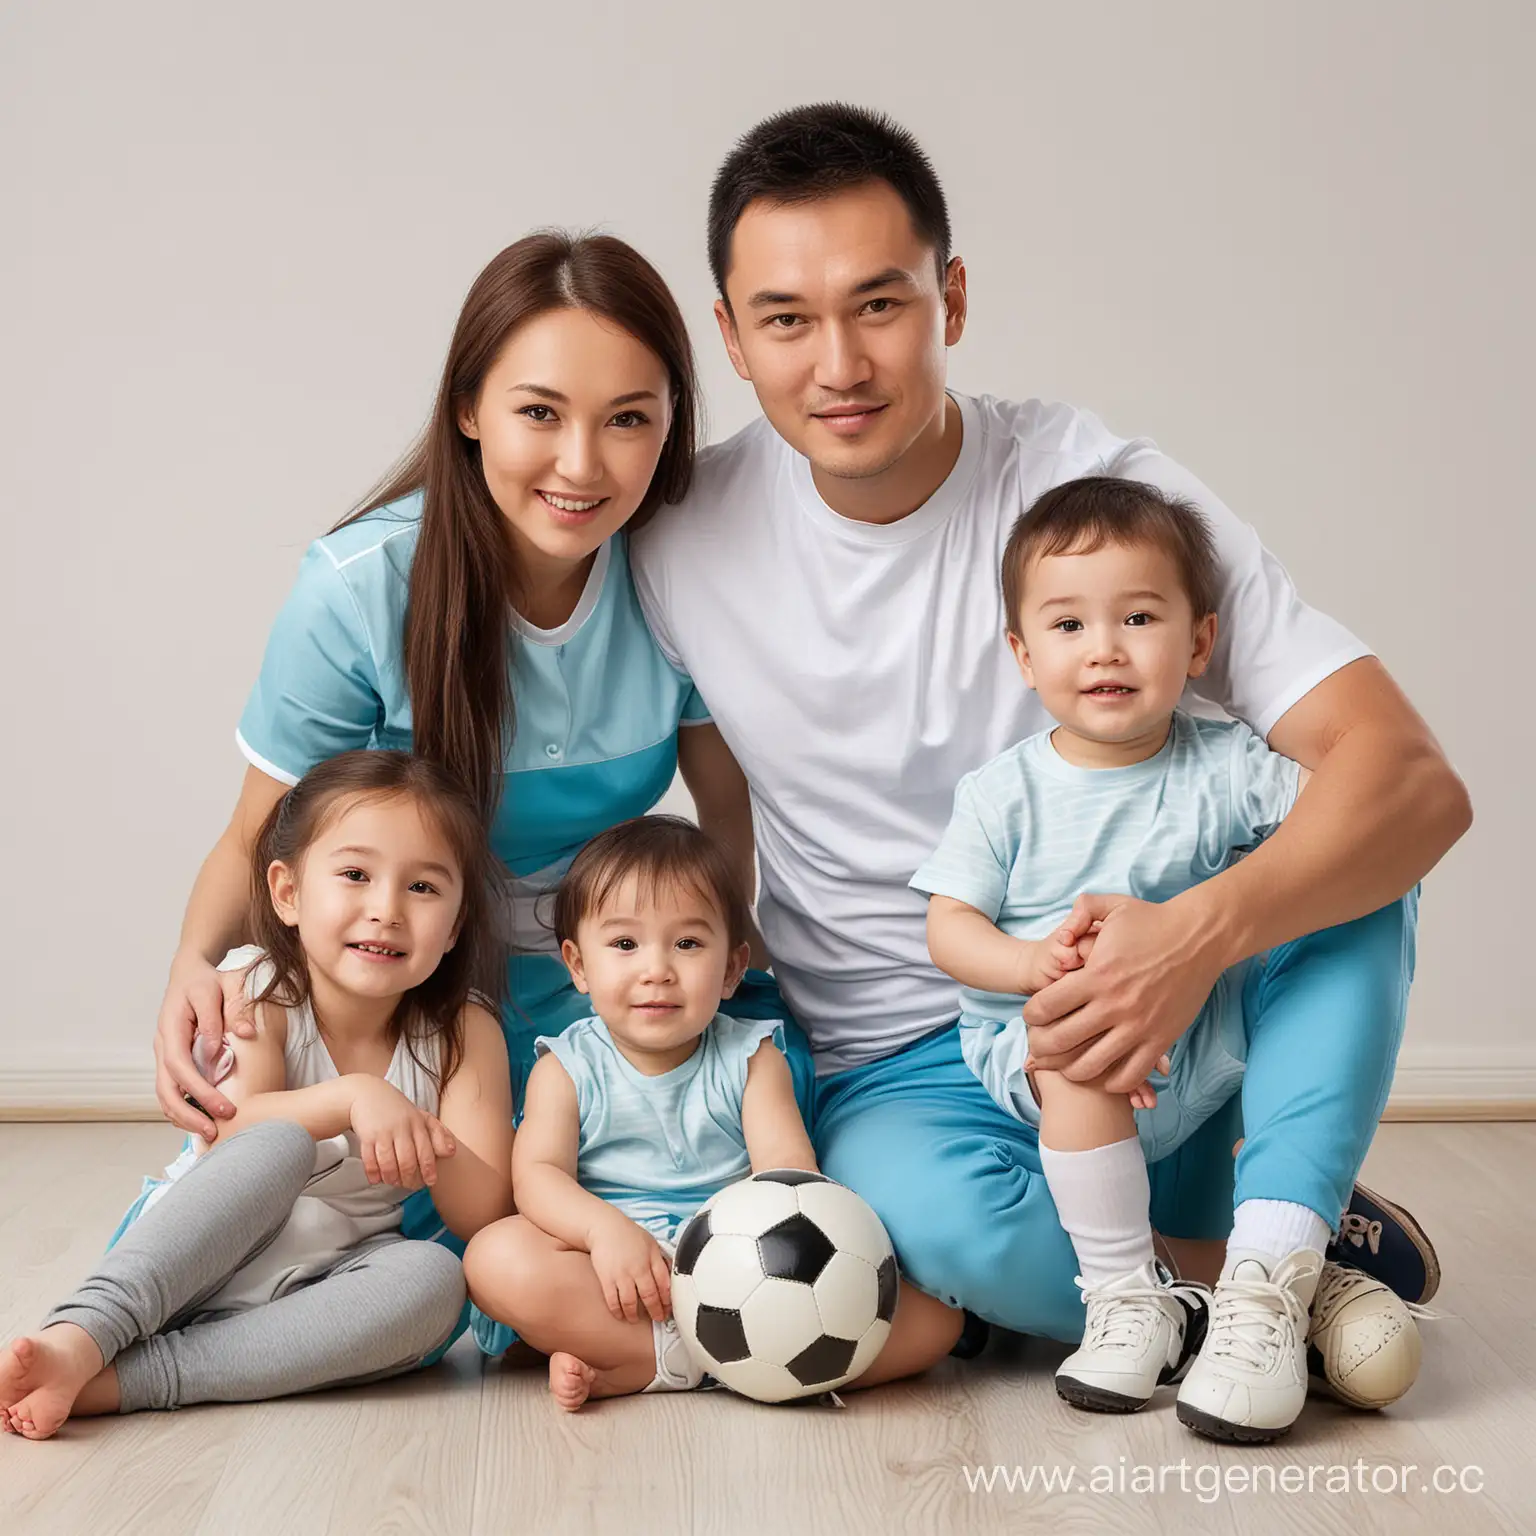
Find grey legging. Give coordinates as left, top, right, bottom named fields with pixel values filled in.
left=44, top=1119, right=465, bottom=1412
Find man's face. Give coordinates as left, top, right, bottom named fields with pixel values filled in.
left=715, top=181, right=965, bottom=484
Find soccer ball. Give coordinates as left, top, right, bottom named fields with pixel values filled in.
left=670, top=1170, right=898, bottom=1403
left=1307, top=1263, right=1422, bottom=1409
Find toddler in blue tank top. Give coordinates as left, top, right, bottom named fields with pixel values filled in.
left=464, top=816, right=966, bottom=1409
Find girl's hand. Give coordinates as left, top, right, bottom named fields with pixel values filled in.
left=154, top=954, right=255, bottom=1137
left=587, top=1211, right=673, bottom=1324
left=350, top=1077, right=456, bottom=1190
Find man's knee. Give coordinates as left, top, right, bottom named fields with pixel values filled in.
left=820, top=1124, right=1081, bottom=1340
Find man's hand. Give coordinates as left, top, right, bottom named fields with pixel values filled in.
left=1022, top=891, right=1225, bottom=1095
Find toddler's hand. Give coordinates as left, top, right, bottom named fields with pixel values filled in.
left=350, top=1077, right=456, bottom=1190
left=588, top=1212, right=673, bottom=1324
left=1026, top=928, right=1085, bottom=992
left=1126, top=1054, right=1174, bottom=1112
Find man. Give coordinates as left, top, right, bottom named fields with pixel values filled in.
left=631, top=104, right=1468, bottom=1438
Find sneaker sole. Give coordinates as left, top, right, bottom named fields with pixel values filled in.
left=1176, top=1400, right=1292, bottom=1445
left=1339, top=1182, right=1442, bottom=1305
left=1055, top=1377, right=1150, bottom=1414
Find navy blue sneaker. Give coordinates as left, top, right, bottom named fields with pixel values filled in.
left=1328, top=1182, right=1441, bottom=1305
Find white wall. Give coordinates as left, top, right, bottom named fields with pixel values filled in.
left=2, top=1, right=1529, bottom=1108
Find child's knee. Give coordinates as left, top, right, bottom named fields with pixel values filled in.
left=230, top=1118, right=315, bottom=1182
left=463, top=1218, right=551, bottom=1324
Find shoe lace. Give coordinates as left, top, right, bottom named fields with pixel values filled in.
left=1206, top=1278, right=1309, bottom=1371
left=1077, top=1276, right=1209, bottom=1353
left=1337, top=1213, right=1384, bottom=1255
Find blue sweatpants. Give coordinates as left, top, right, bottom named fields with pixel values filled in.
left=812, top=893, right=1418, bottom=1343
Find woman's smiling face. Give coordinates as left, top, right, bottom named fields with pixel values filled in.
left=458, top=306, right=673, bottom=579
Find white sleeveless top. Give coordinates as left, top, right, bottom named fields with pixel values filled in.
left=141, top=945, right=444, bottom=1310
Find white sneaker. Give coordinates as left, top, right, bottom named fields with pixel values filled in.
left=1308, top=1260, right=1423, bottom=1409
left=1176, top=1248, right=1322, bottom=1442
left=1056, top=1259, right=1211, bottom=1413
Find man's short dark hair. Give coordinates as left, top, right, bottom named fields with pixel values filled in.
left=708, top=103, right=952, bottom=302
left=1001, top=477, right=1222, bottom=632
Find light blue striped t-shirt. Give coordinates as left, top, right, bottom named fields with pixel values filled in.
left=535, top=1012, right=787, bottom=1234
left=910, top=712, right=1301, bottom=1027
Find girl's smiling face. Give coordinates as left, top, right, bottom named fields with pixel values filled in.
left=267, top=792, right=466, bottom=1005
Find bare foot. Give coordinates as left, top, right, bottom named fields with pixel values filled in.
left=0, top=1326, right=105, bottom=1440
left=548, top=1351, right=596, bottom=1412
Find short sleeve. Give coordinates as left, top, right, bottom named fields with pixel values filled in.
left=1109, top=445, right=1373, bottom=740
left=532, top=1031, right=594, bottom=1125
left=1227, top=727, right=1302, bottom=851
left=235, top=544, right=384, bottom=785
left=909, top=775, right=1014, bottom=922
left=705, top=1015, right=787, bottom=1107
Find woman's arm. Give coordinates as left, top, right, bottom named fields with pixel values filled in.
left=428, top=1004, right=515, bottom=1240
left=511, top=1055, right=625, bottom=1252
left=740, top=1041, right=817, bottom=1174
left=677, top=723, right=770, bottom=970
left=155, top=765, right=290, bottom=1135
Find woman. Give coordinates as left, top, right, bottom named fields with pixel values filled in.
left=149, top=232, right=809, bottom=1347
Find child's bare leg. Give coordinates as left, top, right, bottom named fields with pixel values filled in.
left=464, top=1216, right=658, bottom=1409
left=0, top=1324, right=106, bottom=1440
left=846, top=1282, right=964, bottom=1390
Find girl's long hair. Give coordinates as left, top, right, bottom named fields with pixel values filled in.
left=247, top=750, right=507, bottom=1091
left=336, top=231, right=700, bottom=817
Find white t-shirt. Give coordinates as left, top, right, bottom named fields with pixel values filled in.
left=630, top=393, right=1370, bottom=1074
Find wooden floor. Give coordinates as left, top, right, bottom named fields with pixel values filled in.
left=1, top=1123, right=1531, bottom=1535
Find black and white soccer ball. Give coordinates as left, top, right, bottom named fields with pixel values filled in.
left=670, top=1169, right=898, bottom=1403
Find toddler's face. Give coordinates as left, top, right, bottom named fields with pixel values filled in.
left=1008, top=539, right=1216, bottom=748
left=269, top=793, right=465, bottom=1003
left=561, top=874, right=749, bottom=1071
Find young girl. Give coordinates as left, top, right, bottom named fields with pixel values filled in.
left=0, top=751, right=513, bottom=1440
left=464, top=816, right=963, bottom=1410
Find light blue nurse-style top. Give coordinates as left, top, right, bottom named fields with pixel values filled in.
left=236, top=491, right=711, bottom=1085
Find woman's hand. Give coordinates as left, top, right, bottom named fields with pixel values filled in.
left=154, top=953, right=257, bottom=1137
left=586, top=1210, right=672, bottom=1324
left=350, top=1076, right=457, bottom=1191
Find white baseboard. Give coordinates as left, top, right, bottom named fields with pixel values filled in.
left=0, top=1065, right=160, bottom=1120
left=1379, top=1049, right=1536, bottom=1121
left=3, top=1051, right=1535, bottom=1122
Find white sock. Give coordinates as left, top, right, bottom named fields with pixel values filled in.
left=1039, top=1137, right=1155, bottom=1288
left=1226, top=1199, right=1331, bottom=1275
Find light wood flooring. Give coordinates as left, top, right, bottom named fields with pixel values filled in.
left=1, top=1122, right=1532, bottom=1535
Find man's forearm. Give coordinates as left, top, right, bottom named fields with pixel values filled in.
left=1193, top=724, right=1470, bottom=967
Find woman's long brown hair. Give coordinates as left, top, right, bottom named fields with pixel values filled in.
left=336, top=232, right=700, bottom=818
left=247, top=750, right=508, bottom=1092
